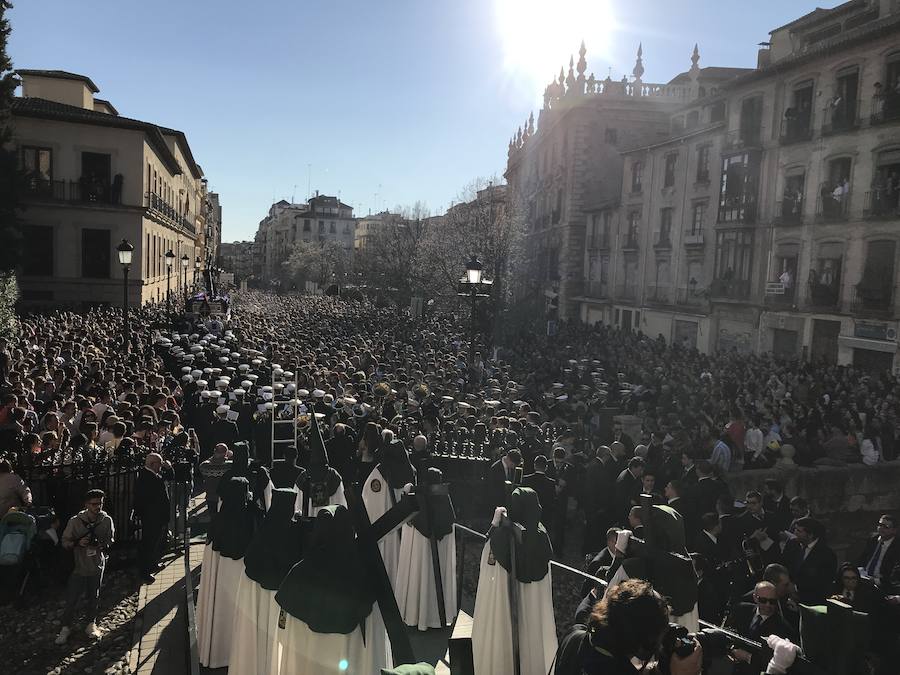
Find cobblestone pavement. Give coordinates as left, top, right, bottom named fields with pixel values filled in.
left=0, top=567, right=139, bottom=675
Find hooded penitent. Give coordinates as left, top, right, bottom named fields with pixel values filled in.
left=243, top=488, right=310, bottom=590
left=296, top=414, right=341, bottom=508
left=488, top=486, right=553, bottom=583
left=378, top=440, right=416, bottom=490
left=411, top=467, right=454, bottom=540
left=275, top=504, right=376, bottom=634
left=210, top=476, right=256, bottom=559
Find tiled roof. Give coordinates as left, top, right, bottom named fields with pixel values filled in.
left=16, top=69, right=100, bottom=92
left=13, top=97, right=183, bottom=176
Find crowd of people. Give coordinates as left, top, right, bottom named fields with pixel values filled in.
left=0, top=289, right=898, bottom=672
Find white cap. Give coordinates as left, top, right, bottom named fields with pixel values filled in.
left=297, top=389, right=310, bottom=397
left=181, top=375, right=193, bottom=383
left=312, top=389, right=325, bottom=398
left=191, top=370, right=203, bottom=378
left=234, top=388, right=246, bottom=396
left=241, top=380, right=252, bottom=389
left=216, top=405, right=230, bottom=414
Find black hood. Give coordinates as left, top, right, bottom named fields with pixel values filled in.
left=275, top=505, right=375, bottom=634
left=412, top=467, right=455, bottom=540
left=210, top=476, right=256, bottom=559
left=489, top=487, right=552, bottom=583
left=244, top=488, right=311, bottom=590
left=378, top=440, right=416, bottom=490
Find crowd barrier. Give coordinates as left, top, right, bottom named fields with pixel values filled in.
left=21, top=464, right=143, bottom=546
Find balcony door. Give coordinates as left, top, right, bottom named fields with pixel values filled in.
left=858, top=240, right=896, bottom=309
left=80, top=152, right=111, bottom=202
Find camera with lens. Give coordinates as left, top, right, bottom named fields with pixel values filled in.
left=658, top=623, right=730, bottom=673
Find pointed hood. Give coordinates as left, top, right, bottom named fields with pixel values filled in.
left=307, top=413, right=330, bottom=477
left=412, top=467, right=455, bottom=540
left=210, top=476, right=255, bottom=559
left=275, top=504, right=375, bottom=634
left=489, top=486, right=552, bottom=583
left=243, top=488, right=310, bottom=590
left=378, top=440, right=416, bottom=490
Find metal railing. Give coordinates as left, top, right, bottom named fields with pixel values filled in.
left=19, top=463, right=143, bottom=546
left=22, top=178, right=121, bottom=205
left=723, top=127, right=762, bottom=151
left=614, top=284, right=637, bottom=301
left=851, top=284, right=895, bottom=317
left=675, top=287, right=708, bottom=309
left=805, top=281, right=842, bottom=312
left=146, top=192, right=197, bottom=235
left=815, top=189, right=851, bottom=222
left=870, top=92, right=900, bottom=125
left=717, top=194, right=757, bottom=224
left=709, top=278, right=751, bottom=300
left=763, top=282, right=797, bottom=307
left=587, top=234, right=610, bottom=250
left=583, top=280, right=608, bottom=298
left=774, top=198, right=804, bottom=225
left=780, top=113, right=814, bottom=144
left=863, top=189, right=900, bottom=219
left=821, top=100, right=860, bottom=135
left=646, top=285, right=670, bottom=304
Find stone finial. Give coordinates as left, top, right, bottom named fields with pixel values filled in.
left=691, top=43, right=700, bottom=69
left=633, top=42, right=645, bottom=82
left=577, top=41, right=587, bottom=76
left=587, top=72, right=596, bottom=93
left=527, top=111, right=535, bottom=136
left=558, top=66, right=566, bottom=89
left=543, top=84, right=551, bottom=109
left=516, top=126, right=522, bottom=146
left=566, top=55, right=576, bottom=95
left=508, top=137, right=514, bottom=157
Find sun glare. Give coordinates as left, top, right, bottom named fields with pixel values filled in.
left=494, top=0, right=617, bottom=94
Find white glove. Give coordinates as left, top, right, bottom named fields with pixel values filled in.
left=491, top=506, right=508, bottom=527
left=765, top=635, right=799, bottom=674
left=402, top=483, right=414, bottom=494
left=615, top=529, right=632, bottom=554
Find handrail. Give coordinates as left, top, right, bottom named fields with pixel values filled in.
left=452, top=522, right=766, bottom=652
left=183, top=490, right=201, bottom=675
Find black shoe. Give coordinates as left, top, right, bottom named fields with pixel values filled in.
left=141, top=574, right=156, bottom=585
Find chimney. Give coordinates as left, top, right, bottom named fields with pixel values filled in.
left=757, top=47, right=771, bottom=69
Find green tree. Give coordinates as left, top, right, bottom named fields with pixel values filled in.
left=0, top=1, right=21, bottom=336
left=281, top=239, right=351, bottom=291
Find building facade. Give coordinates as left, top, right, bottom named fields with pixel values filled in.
left=509, top=0, right=900, bottom=371
left=13, top=70, right=212, bottom=307
left=218, top=240, right=255, bottom=283
left=255, top=193, right=356, bottom=281
left=505, top=44, right=747, bottom=321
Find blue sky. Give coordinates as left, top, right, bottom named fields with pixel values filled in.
left=9, top=0, right=834, bottom=242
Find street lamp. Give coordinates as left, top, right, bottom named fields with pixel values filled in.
left=116, top=239, right=134, bottom=351
left=458, top=255, right=492, bottom=390
left=181, top=253, right=190, bottom=301
left=194, top=256, right=201, bottom=289
left=164, top=249, right=175, bottom=319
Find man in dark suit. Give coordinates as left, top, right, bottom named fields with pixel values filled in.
left=523, top=454, right=558, bottom=539
left=614, top=456, right=644, bottom=524
left=545, top=447, right=575, bottom=553
left=608, top=420, right=635, bottom=454
left=763, top=478, right=793, bottom=533
left=209, top=404, right=239, bottom=451
left=485, top=448, right=522, bottom=510
left=792, top=517, right=838, bottom=605
left=581, top=527, right=622, bottom=597
left=692, top=512, right=728, bottom=567
left=856, top=514, right=899, bottom=594
left=325, top=422, right=357, bottom=486
left=134, top=452, right=174, bottom=584
left=579, top=446, right=614, bottom=554
left=726, top=581, right=798, bottom=674
left=679, top=450, right=699, bottom=488
left=684, top=460, right=727, bottom=524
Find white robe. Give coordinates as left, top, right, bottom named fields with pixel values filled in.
left=274, top=603, right=393, bottom=675
left=294, top=481, right=347, bottom=516
left=195, top=544, right=220, bottom=667
left=395, top=523, right=457, bottom=630
left=471, top=541, right=557, bottom=675
left=361, top=467, right=403, bottom=592
left=228, top=570, right=282, bottom=675
left=197, top=553, right=244, bottom=668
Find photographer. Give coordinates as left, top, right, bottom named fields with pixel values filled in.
left=554, top=579, right=702, bottom=675
left=55, top=488, right=115, bottom=644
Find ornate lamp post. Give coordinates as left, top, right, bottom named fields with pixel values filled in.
left=458, top=255, right=492, bottom=390
left=181, top=253, right=190, bottom=301
left=194, top=256, right=201, bottom=290
left=116, top=239, right=134, bottom=351
left=164, top=249, right=175, bottom=319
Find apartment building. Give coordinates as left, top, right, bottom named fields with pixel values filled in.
left=13, top=70, right=210, bottom=307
